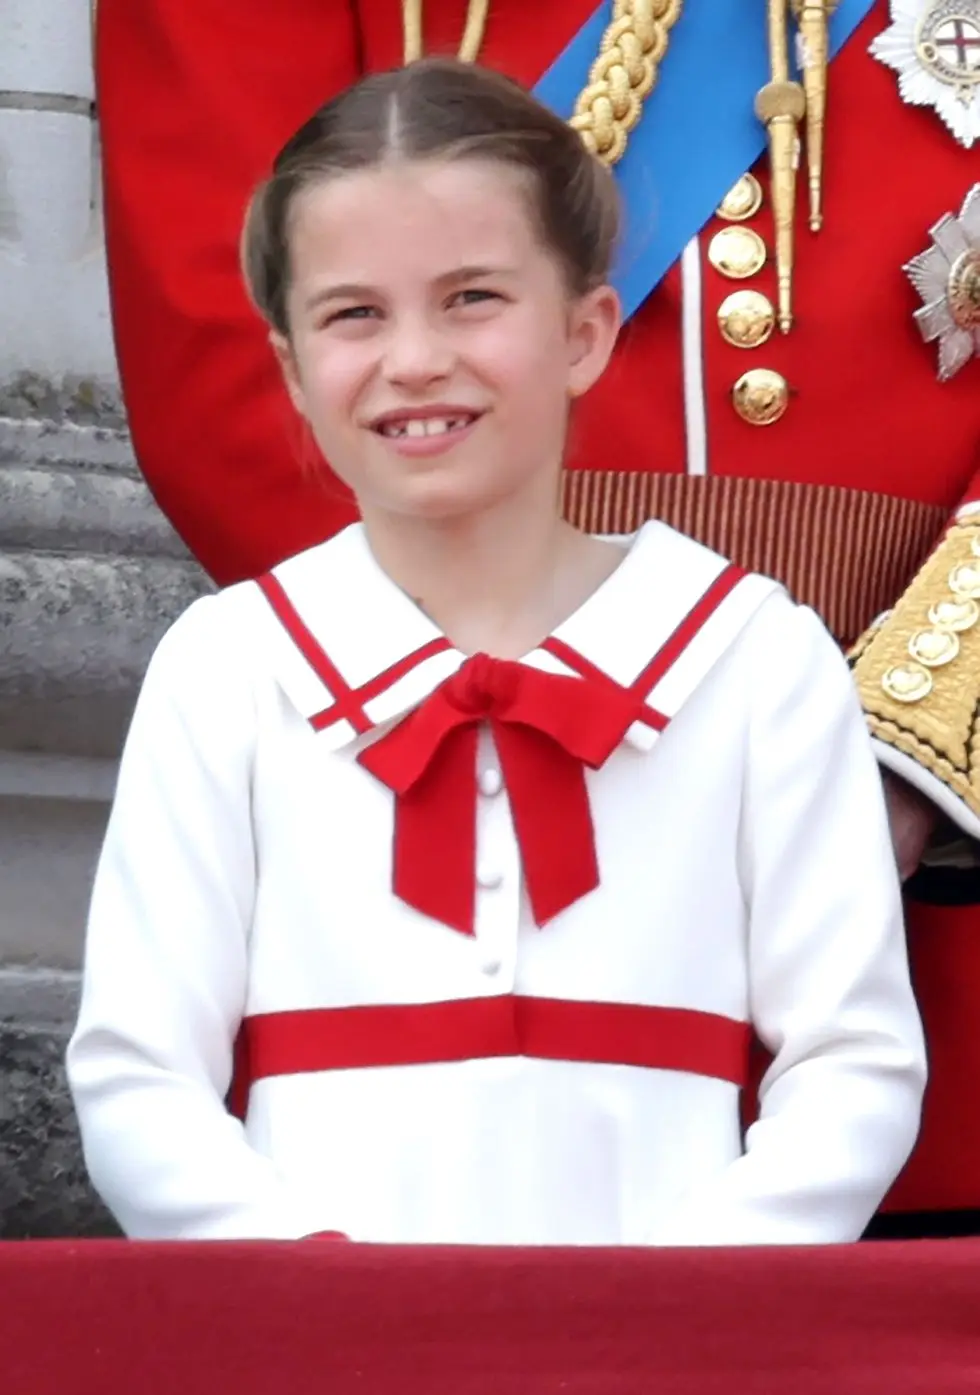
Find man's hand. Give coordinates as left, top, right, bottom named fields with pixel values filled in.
left=882, top=771, right=938, bottom=882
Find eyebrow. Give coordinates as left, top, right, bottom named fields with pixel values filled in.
left=302, top=265, right=517, bottom=313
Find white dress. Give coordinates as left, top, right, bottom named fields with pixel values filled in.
left=67, top=521, right=926, bottom=1244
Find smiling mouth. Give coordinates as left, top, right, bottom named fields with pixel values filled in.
left=373, top=413, right=480, bottom=440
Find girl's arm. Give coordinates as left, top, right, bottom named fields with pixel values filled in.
left=66, top=598, right=319, bottom=1239
left=648, top=600, right=927, bottom=1246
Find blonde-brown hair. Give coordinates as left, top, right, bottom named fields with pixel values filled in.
left=242, top=58, right=621, bottom=338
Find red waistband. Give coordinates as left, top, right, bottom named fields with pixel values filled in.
left=229, top=996, right=750, bottom=1116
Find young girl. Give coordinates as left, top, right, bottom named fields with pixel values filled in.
left=67, top=58, right=925, bottom=1247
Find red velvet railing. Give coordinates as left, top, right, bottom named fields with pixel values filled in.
left=2, top=1240, right=978, bottom=1393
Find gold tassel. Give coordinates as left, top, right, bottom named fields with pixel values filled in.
left=790, top=0, right=839, bottom=232
left=402, top=0, right=490, bottom=65
left=755, top=1, right=806, bottom=333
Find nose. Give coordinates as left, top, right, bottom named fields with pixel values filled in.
left=381, top=313, right=454, bottom=389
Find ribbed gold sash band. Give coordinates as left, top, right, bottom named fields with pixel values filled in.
left=561, top=471, right=949, bottom=646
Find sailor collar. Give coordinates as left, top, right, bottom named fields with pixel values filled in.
left=244, top=520, right=777, bottom=758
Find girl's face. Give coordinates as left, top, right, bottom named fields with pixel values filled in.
left=274, top=158, right=620, bottom=526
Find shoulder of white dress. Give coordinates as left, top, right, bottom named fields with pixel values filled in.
left=142, top=584, right=269, bottom=715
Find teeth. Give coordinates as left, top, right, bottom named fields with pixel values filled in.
left=379, top=416, right=472, bottom=438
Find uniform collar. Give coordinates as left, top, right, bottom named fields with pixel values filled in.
left=253, top=521, right=734, bottom=756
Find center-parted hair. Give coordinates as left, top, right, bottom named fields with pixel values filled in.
left=242, top=58, right=621, bottom=337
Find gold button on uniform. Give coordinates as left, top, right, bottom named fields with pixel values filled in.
left=716, top=174, right=764, bottom=222
left=717, top=290, right=776, bottom=349
left=908, top=628, right=960, bottom=668
left=708, top=226, right=768, bottom=280
left=732, top=368, right=789, bottom=426
left=948, top=562, right=980, bottom=599
left=881, top=664, right=934, bottom=704
left=928, top=598, right=979, bottom=631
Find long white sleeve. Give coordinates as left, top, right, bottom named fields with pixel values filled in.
left=67, top=598, right=317, bottom=1239
left=647, top=602, right=927, bottom=1246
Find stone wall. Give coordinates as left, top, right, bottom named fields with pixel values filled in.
left=0, top=413, right=213, bottom=1240
left=0, top=2, right=114, bottom=387
left=0, top=411, right=212, bottom=1237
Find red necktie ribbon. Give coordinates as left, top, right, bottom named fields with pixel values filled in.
left=359, top=654, right=648, bottom=934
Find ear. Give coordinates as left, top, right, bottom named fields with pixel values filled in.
left=566, top=284, right=622, bottom=399
left=270, top=331, right=308, bottom=417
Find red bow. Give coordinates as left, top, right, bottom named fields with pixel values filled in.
left=358, top=654, right=648, bottom=934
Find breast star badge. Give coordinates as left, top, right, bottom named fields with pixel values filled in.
left=871, top=0, right=980, bottom=148
left=905, top=184, right=980, bottom=379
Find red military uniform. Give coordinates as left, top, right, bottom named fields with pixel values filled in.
left=95, top=0, right=980, bottom=1229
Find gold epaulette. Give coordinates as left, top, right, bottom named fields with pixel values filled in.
left=852, top=510, right=980, bottom=821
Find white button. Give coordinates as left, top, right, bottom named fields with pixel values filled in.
left=480, top=955, right=503, bottom=977
left=476, top=865, right=503, bottom=890
left=479, top=767, right=503, bottom=797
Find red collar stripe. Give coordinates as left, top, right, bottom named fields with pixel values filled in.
left=309, top=637, right=454, bottom=732
left=540, top=638, right=669, bottom=732
left=541, top=562, right=746, bottom=717
left=258, top=573, right=452, bottom=735
left=629, top=563, right=747, bottom=701
left=257, top=572, right=372, bottom=735
left=231, top=996, right=750, bottom=1112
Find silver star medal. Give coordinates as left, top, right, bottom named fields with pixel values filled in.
left=871, top=0, right=980, bottom=147
left=904, top=184, right=980, bottom=379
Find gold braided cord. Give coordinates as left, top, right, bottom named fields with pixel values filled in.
left=402, top=0, right=677, bottom=167
left=458, top=0, right=491, bottom=64
left=402, top=0, right=491, bottom=65
left=570, top=0, right=683, bottom=166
